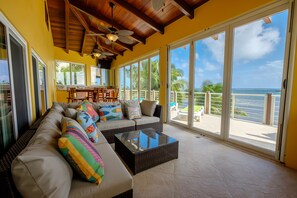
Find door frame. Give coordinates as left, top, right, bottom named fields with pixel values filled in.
left=32, top=50, right=48, bottom=116
left=0, top=12, right=32, bottom=140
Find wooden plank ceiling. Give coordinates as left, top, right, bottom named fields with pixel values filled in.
left=48, top=0, right=209, bottom=61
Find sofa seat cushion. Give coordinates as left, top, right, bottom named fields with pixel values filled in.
left=95, top=131, right=108, bottom=145
left=68, top=143, right=133, bottom=198
left=96, top=119, right=135, bottom=131
left=134, top=116, right=160, bottom=125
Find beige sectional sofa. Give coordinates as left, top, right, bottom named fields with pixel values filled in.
left=10, top=108, right=133, bottom=197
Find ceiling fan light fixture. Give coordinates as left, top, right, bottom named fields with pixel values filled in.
left=94, top=52, right=101, bottom=58
left=106, top=33, right=118, bottom=42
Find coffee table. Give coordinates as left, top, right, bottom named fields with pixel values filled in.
left=114, top=128, right=178, bottom=174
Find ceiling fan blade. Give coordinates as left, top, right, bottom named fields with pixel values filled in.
left=87, top=33, right=105, bottom=36
left=116, top=29, right=133, bottom=36
left=118, top=35, right=134, bottom=44
left=102, top=52, right=114, bottom=56
left=100, top=55, right=107, bottom=59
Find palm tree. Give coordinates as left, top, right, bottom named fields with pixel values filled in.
left=171, top=64, right=187, bottom=91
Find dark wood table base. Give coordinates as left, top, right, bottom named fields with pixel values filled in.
left=115, top=135, right=179, bottom=174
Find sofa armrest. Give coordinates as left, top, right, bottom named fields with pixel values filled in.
left=153, top=105, right=162, bottom=122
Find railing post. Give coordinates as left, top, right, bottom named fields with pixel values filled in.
left=205, top=91, right=210, bottom=114
left=265, top=93, right=272, bottom=125
left=174, top=91, right=177, bottom=104
left=231, top=94, right=235, bottom=118
left=144, top=90, right=147, bottom=100
left=270, top=95, right=276, bottom=125
left=152, top=90, right=155, bottom=101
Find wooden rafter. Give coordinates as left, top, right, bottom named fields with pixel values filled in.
left=111, top=0, right=164, bottom=34
left=172, top=0, right=194, bottom=19
left=65, top=1, right=70, bottom=53
left=68, top=0, right=146, bottom=44
left=80, top=30, right=87, bottom=56
left=69, top=5, right=126, bottom=56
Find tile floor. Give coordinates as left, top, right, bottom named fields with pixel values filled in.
left=131, top=124, right=297, bottom=198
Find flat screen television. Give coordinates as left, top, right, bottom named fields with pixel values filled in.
left=97, top=59, right=112, bottom=69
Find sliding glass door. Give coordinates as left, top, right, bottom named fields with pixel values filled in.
left=169, top=44, right=190, bottom=126
left=228, top=10, right=289, bottom=152
left=168, top=6, right=290, bottom=156
left=192, top=32, right=226, bottom=135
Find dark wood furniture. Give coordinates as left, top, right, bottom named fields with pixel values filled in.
left=114, top=128, right=178, bottom=174
left=67, top=87, right=87, bottom=102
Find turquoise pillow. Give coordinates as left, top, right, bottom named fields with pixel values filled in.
left=58, top=117, right=104, bottom=184
left=99, top=104, right=123, bottom=122
left=76, top=111, right=99, bottom=143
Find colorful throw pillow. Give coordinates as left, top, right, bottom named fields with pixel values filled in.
left=127, top=106, right=142, bottom=120
left=77, top=100, right=99, bottom=122
left=58, top=118, right=104, bottom=185
left=99, top=104, right=123, bottom=122
left=76, top=110, right=99, bottom=143
left=61, top=117, right=88, bottom=138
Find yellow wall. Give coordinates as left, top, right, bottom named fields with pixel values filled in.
left=0, top=0, right=55, bottom=121
left=112, top=0, right=297, bottom=169
left=285, top=39, right=297, bottom=169
left=54, top=47, right=96, bottom=86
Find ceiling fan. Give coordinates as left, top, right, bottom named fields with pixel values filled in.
left=88, top=2, right=134, bottom=45
left=87, top=41, right=114, bottom=59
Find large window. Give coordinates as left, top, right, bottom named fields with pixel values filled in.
left=56, top=61, right=85, bottom=85
left=91, top=67, right=110, bottom=86
left=119, top=54, right=160, bottom=102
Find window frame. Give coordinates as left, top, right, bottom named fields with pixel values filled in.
left=118, top=52, right=160, bottom=101
left=55, top=60, right=86, bottom=86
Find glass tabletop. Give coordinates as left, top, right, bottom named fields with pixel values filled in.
left=115, top=128, right=178, bottom=154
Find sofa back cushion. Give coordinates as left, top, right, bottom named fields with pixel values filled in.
left=99, top=104, right=123, bottom=122
left=11, top=145, right=73, bottom=198
left=59, top=117, right=104, bottom=184
left=65, top=108, right=78, bottom=119
left=141, top=100, right=157, bottom=117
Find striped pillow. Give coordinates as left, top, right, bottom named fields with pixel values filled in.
left=77, top=100, right=99, bottom=122
left=58, top=117, right=104, bottom=184
left=76, top=110, right=99, bottom=143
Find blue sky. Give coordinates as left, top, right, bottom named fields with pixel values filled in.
left=171, top=10, right=288, bottom=90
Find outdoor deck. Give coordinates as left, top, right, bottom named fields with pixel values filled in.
left=170, top=111, right=277, bottom=151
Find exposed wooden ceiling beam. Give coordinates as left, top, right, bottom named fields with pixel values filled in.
left=68, top=0, right=146, bottom=44
left=111, top=0, right=164, bottom=34
left=172, top=0, right=194, bottom=19
left=80, top=30, right=87, bottom=56
left=70, top=6, right=127, bottom=55
left=65, top=1, right=70, bottom=53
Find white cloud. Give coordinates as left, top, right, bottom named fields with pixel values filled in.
left=202, top=35, right=225, bottom=64
left=202, top=21, right=280, bottom=64
left=233, top=21, right=280, bottom=61
left=205, top=61, right=217, bottom=71
left=195, top=53, right=200, bottom=60
left=259, top=60, right=283, bottom=71
left=181, top=62, right=189, bottom=68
